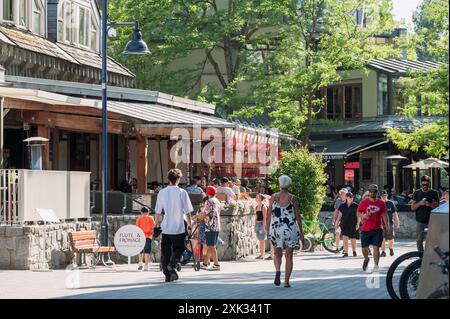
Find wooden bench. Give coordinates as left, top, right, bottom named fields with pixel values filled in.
left=68, top=230, right=116, bottom=268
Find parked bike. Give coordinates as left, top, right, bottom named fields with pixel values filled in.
left=300, top=216, right=337, bottom=253
left=386, top=250, right=423, bottom=299
left=427, top=246, right=449, bottom=299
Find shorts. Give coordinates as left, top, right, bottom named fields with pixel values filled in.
left=205, top=231, right=219, bottom=247
left=360, top=229, right=383, bottom=248
left=255, top=221, right=267, bottom=240
left=141, top=238, right=152, bottom=254
left=383, top=225, right=395, bottom=240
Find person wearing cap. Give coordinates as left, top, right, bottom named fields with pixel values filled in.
left=335, top=192, right=359, bottom=257
left=136, top=206, right=155, bottom=271
left=200, top=185, right=222, bottom=271
left=357, top=184, right=389, bottom=272
left=380, top=190, right=400, bottom=257
left=332, top=187, right=348, bottom=252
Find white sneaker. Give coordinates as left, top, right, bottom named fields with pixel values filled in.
left=207, top=264, right=221, bottom=271
left=200, top=263, right=209, bottom=270
left=373, top=265, right=379, bottom=273
left=143, top=265, right=149, bottom=271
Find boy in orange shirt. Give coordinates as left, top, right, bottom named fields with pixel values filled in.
left=136, top=206, right=155, bottom=271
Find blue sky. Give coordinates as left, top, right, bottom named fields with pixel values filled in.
left=392, top=0, right=423, bottom=26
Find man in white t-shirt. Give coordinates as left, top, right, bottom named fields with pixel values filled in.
left=154, top=169, right=193, bottom=282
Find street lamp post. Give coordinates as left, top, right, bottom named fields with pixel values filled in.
left=100, top=1, right=149, bottom=263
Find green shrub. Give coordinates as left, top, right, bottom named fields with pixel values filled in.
left=269, top=147, right=327, bottom=222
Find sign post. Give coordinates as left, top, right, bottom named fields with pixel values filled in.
left=113, top=225, right=146, bottom=266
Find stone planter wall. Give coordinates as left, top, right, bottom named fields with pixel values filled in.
left=0, top=222, right=95, bottom=270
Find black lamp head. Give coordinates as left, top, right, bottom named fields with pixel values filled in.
left=122, top=23, right=150, bottom=55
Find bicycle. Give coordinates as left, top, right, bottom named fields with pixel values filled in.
left=301, top=216, right=338, bottom=253
left=427, top=246, right=448, bottom=299
left=386, top=228, right=427, bottom=299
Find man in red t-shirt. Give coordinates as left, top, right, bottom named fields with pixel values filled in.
left=357, top=184, right=389, bottom=272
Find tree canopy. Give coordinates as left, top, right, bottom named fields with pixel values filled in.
left=387, top=0, right=449, bottom=158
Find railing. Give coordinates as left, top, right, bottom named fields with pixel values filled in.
left=0, top=169, right=20, bottom=225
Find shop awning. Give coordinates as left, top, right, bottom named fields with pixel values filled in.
left=312, top=137, right=388, bottom=159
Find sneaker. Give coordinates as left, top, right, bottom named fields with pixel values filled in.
left=373, top=265, right=379, bottom=272
left=342, top=253, right=348, bottom=258
left=200, top=263, right=209, bottom=270
left=167, top=265, right=179, bottom=281
left=143, top=265, right=149, bottom=271
left=255, top=255, right=263, bottom=259
left=138, top=263, right=143, bottom=271
left=207, top=264, right=220, bottom=271
left=265, top=256, right=273, bottom=260
left=390, top=249, right=394, bottom=256
left=380, top=251, right=386, bottom=257
left=353, top=251, right=357, bottom=257
left=362, top=258, right=370, bottom=271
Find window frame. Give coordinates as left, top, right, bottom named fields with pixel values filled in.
left=323, top=82, right=362, bottom=121
left=32, top=0, right=44, bottom=35
left=77, top=5, right=90, bottom=48
left=2, top=0, right=14, bottom=22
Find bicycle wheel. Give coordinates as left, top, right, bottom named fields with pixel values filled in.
left=427, top=283, right=449, bottom=299
left=301, top=237, right=313, bottom=252
left=322, top=230, right=338, bottom=253
left=399, top=259, right=422, bottom=299
left=386, top=251, right=423, bottom=299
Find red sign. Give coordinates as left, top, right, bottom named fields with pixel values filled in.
left=344, top=169, right=355, bottom=182
left=344, top=162, right=360, bottom=169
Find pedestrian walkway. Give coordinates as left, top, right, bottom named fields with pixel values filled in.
left=0, top=240, right=416, bottom=299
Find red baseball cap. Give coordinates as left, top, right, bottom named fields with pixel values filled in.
left=206, top=186, right=216, bottom=196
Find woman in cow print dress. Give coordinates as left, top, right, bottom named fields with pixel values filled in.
left=266, top=175, right=304, bottom=288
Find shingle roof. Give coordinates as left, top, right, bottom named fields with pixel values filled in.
left=0, top=25, right=134, bottom=78
left=367, top=58, right=445, bottom=76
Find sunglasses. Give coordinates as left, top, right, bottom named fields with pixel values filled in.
left=369, top=189, right=378, bottom=193
left=421, top=183, right=430, bottom=187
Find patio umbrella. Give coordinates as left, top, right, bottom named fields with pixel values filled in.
left=403, top=157, right=449, bottom=169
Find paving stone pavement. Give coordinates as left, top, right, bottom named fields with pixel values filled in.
left=0, top=240, right=416, bottom=299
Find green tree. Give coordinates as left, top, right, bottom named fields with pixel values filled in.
left=387, top=0, right=449, bottom=158
left=269, top=147, right=327, bottom=221
left=236, top=0, right=397, bottom=142
left=109, top=0, right=290, bottom=104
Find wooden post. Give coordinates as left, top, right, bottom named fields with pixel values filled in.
left=136, top=134, right=148, bottom=193
left=37, top=125, right=50, bottom=170
left=167, top=139, right=177, bottom=170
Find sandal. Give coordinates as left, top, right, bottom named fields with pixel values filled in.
left=255, top=255, right=263, bottom=259
left=274, top=271, right=281, bottom=286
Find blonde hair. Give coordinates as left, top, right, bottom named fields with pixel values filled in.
left=278, top=175, right=292, bottom=189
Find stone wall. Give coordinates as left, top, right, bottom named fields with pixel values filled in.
left=91, top=204, right=261, bottom=263
left=0, top=222, right=95, bottom=270
left=318, top=210, right=418, bottom=239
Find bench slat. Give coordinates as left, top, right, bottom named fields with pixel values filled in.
left=69, top=231, right=97, bottom=241
left=74, top=239, right=97, bottom=248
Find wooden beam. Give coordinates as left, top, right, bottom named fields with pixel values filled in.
left=136, top=134, right=148, bottom=193
left=37, top=125, right=50, bottom=170
left=4, top=98, right=125, bottom=120
left=20, top=111, right=124, bottom=134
